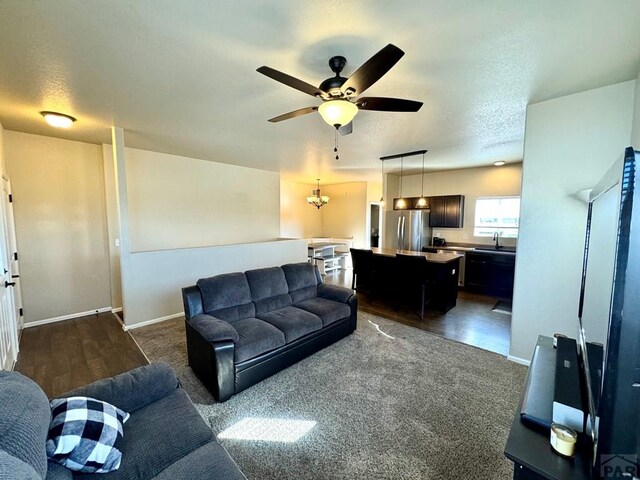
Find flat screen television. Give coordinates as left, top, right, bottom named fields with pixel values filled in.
left=578, top=146, right=640, bottom=475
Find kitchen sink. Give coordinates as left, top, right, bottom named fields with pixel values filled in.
left=474, top=246, right=516, bottom=253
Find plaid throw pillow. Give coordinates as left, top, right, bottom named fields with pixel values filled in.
left=46, top=397, right=130, bottom=473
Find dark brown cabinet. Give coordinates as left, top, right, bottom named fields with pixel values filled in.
left=465, top=251, right=515, bottom=299
left=429, top=195, right=464, bottom=228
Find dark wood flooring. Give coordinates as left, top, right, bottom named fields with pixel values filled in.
left=324, top=269, right=511, bottom=356
left=14, top=312, right=148, bottom=398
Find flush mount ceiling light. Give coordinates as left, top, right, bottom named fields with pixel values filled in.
left=307, top=179, right=329, bottom=209
left=40, top=111, right=76, bottom=128
left=494, top=161, right=506, bottom=166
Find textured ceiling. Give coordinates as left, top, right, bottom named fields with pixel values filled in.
left=0, top=1, right=639, bottom=183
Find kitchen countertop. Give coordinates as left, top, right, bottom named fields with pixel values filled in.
left=371, top=247, right=464, bottom=264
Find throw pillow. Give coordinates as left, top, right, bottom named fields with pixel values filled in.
left=46, top=397, right=130, bottom=473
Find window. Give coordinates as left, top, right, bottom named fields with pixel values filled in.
left=474, top=196, right=520, bottom=238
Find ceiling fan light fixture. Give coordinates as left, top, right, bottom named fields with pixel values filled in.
left=40, top=111, right=76, bottom=128
left=317, top=100, right=358, bottom=128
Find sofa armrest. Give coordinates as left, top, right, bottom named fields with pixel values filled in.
left=55, top=363, right=179, bottom=413
left=189, top=314, right=240, bottom=343
left=317, top=283, right=354, bottom=304
left=182, top=285, right=204, bottom=320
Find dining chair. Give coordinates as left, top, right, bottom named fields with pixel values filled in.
left=349, top=248, right=375, bottom=292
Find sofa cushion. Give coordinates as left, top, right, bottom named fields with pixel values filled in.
left=233, top=318, right=286, bottom=363
left=246, top=267, right=292, bottom=314
left=197, top=273, right=255, bottom=321
left=257, top=306, right=323, bottom=342
left=0, top=371, right=51, bottom=479
left=151, top=442, right=245, bottom=480
left=78, top=389, right=214, bottom=480
left=208, top=303, right=256, bottom=323
left=45, top=460, right=73, bottom=480
left=0, top=450, right=41, bottom=480
left=59, top=363, right=180, bottom=414
left=295, top=297, right=351, bottom=327
left=282, top=263, right=322, bottom=303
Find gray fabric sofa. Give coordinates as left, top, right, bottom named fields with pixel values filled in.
left=0, top=363, right=245, bottom=480
left=182, top=262, right=357, bottom=402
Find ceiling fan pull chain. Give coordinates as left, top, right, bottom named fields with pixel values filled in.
left=334, top=127, right=339, bottom=160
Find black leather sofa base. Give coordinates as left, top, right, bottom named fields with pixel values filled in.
left=235, top=314, right=356, bottom=394
left=186, top=308, right=356, bottom=402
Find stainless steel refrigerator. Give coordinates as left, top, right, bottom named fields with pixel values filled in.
left=384, top=210, right=432, bottom=251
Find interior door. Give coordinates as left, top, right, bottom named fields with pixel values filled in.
left=3, top=176, right=22, bottom=330
left=0, top=175, right=18, bottom=370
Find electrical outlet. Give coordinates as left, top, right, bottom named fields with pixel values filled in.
left=435, top=231, right=441, bottom=237
left=463, top=233, right=469, bottom=240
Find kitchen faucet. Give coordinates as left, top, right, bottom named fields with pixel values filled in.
left=493, top=231, right=502, bottom=249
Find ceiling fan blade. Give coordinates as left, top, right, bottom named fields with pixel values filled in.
left=356, top=97, right=423, bottom=112
left=340, top=44, right=405, bottom=96
left=257, top=66, right=326, bottom=98
left=267, top=106, right=318, bottom=123
left=338, top=121, right=353, bottom=136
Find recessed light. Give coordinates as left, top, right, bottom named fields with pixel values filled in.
left=494, top=161, right=506, bottom=166
left=40, top=111, right=77, bottom=128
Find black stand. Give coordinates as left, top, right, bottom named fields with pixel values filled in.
left=504, top=336, right=592, bottom=479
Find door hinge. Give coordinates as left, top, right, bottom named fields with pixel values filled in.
left=8, top=194, right=12, bottom=203
left=19, top=308, right=23, bottom=317
left=13, top=252, right=18, bottom=261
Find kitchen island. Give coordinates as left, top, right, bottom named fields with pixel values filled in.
left=370, top=248, right=463, bottom=313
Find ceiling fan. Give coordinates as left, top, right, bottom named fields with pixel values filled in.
left=257, top=44, right=423, bottom=136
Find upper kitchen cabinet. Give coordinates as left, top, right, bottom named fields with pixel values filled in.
left=429, top=195, right=464, bottom=228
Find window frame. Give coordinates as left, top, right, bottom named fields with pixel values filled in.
left=473, top=195, right=521, bottom=239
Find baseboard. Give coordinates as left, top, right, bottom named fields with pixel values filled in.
left=507, top=354, right=531, bottom=367
left=23, top=307, right=113, bottom=328
left=123, top=312, right=184, bottom=331
left=111, top=307, right=123, bottom=313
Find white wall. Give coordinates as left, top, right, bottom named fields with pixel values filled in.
left=280, top=180, right=377, bottom=248
left=320, top=182, right=368, bottom=248
left=4, top=131, right=112, bottom=323
left=510, top=80, right=636, bottom=361
left=124, top=239, right=308, bottom=328
left=101, top=140, right=306, bottom=327
left=123, top=147, right=280, bottom=252
left=280, top=181, right=321, bottom=238
left=632, top=72, right=640, bottom=147
left=395, top=164, right=523, bottom=246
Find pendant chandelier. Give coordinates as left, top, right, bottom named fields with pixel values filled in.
left=307, top=179, right=329, bottom=209
left=395, top=156, right=407, bottom=209
left=379, top=159, right=385, bottom=204
left=416, top=151, right=428, bottom=208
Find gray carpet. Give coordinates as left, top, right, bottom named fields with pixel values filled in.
left=131, top=312, right=526, bottom=480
